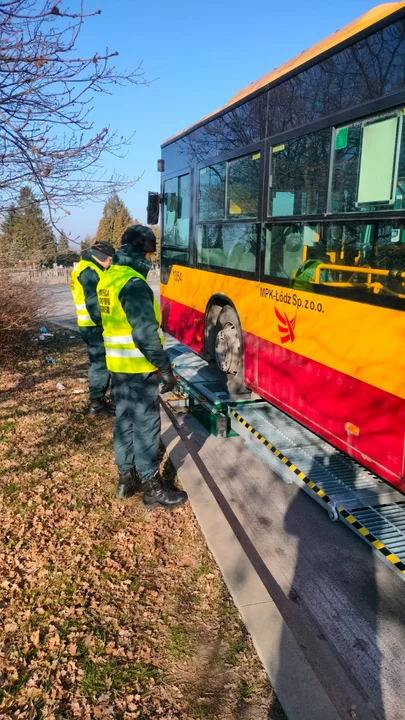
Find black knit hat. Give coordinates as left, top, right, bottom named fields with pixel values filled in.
left=91, top=241, right=115, bottom=260
left=121, top=225, right=156, bottom=254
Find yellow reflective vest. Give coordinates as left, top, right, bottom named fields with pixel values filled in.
left=97, top=265, right=163, bottom=374
left=70, top=259, right=103, bottom=327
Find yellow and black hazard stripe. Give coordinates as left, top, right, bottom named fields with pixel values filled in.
left=231, top=408, right=405, bottom=577
left=230, top=409, right=333, bottom=508
left=338, top=507, right=405, bottom=575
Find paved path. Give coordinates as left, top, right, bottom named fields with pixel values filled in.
left=161, top=405, right=405, bottom=720
left=40, top=280, right=160, bottom=330
left=41, top=285, right=77, bottom=330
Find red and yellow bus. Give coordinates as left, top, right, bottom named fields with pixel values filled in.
left=156, top=2, right=405, bottom=492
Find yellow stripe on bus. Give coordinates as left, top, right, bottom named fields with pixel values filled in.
left=161, top=267, right=405, bottom=400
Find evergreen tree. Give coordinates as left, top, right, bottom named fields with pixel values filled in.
left=113, top=207, right=133, bottom=248
left=94, top=217, right=108, bottom=243
left=149, top=225, right=161, bottom=265
left=95, top=193, right=132, bottom=246
left=57, top=230, right=70, bottom=255
left=80, top=234, right=94, bottom=253
left=0, top=204, right=18, bottom=265
left=55, top=229, right=78, bottom=266
left=1, top=187, right=56, bottom=266
left=19, top=187, right=56, bottom=266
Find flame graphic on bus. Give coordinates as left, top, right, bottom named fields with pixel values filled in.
left=274, top=307, right=297, bottom=344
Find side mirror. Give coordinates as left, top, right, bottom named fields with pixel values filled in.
left=147, top=191, right=160, bottom=225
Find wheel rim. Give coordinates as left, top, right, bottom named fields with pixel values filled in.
left=215, top=322, right=241, bottom=375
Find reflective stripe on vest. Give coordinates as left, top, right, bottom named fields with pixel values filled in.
left=70, top=259, right=104, bottom=327
left=96, top=265, right=163, bottom=374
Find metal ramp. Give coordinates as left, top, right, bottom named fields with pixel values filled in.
left=229, top=402, right=405, bottom=580
left=163, top=335, right=405, bottom=581
left=164, top=335, right=258, bottom=437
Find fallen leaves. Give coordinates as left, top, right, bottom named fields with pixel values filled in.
left=0, top=327, right=279, bottom=719
left=4, top=622, right=18, bottom=633
left=30, top=630, right=40, bottom=647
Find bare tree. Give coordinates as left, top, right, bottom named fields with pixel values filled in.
left=0, top=0, right=147, bottom=227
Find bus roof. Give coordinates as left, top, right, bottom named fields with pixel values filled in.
left=162, top=2, right=405, bottom=147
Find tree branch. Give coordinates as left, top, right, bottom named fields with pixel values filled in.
left=0, top=0, right=149, bottom=223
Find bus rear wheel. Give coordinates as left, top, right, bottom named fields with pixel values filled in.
left=213, top=306, right=246, bottom=395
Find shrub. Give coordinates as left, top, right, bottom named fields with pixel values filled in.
left=0, top=272, right=42, bottom=356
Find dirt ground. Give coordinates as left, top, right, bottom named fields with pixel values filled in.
left=0, top=327, right=286, bottom=720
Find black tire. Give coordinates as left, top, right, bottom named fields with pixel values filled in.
left=213, top=306, right=247, bottom=395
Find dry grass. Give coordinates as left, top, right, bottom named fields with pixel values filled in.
left=0, top=273, right=44, bottom=357
left=0, top=327, right=285, bottom=720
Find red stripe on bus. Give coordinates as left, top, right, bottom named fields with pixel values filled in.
left=162, top=295, right=405, bottom=488
left=245, top=331, right=405, bottom=488
left=161, top=295, right=205, bottom=355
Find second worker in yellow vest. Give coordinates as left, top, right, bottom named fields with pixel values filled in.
left=97, top=225, right=188, bottom=510
left=70, top=241, right=115, bottom=416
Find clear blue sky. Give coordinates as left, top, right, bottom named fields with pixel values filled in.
left=66, top=0, right=377, bottom=242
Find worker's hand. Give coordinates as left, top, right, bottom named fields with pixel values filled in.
left=160, top=368, right=177, bottom=394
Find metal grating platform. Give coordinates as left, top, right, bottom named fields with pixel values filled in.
left=229, top=402, right=405, bottom=580
left=350, top=506, right=405, bottom=562
left=162, top=335, right=405, bottom=580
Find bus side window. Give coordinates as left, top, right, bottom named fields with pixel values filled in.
left=227, top=153, right=261, bottom=219
left=163, top=174, right=190, bottom=248
left=161, top=173, right=191, bottom=272
left=197, top=223, right=258, bottom=274
left=163, top=177, right=178, bottom=245
left=199, top=163, right=226, bottom=221
left=269, top=129, right=331, bottom=217
left=375, top=224, right=405, bottom=273
left=264, top=224, right=321, bottom=281
left=332, top=112, right=405, bottom=214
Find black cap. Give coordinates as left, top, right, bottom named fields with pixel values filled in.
left=121, top=225, right=156, bottom=254
left=91, top=241, right=115, bottom=261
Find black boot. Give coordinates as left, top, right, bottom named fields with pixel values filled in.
left=116, top=468, right=142, bottom=499
left=142, top=473, right=188, bottom=510
left=89, top=397, right=115, bottom=417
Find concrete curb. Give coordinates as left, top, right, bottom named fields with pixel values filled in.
left=160, top=405, right=342, bottom=720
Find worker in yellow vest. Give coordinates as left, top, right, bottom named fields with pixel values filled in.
left=71, top=241, right=115, bottom=416
left=97, top=225, right=188, bottom=509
